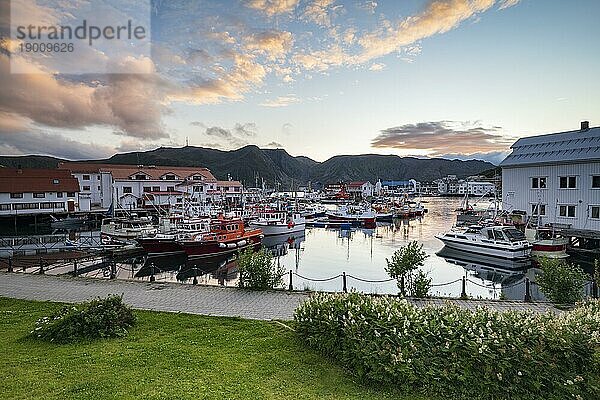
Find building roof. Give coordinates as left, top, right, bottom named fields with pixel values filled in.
left=216, top=180, right=242, bottom=187
left=347, top=181, right=369, bottom=187
left=381, top=180, right=411, bottom=186
left=500, top=126, right=600, bottom=167
left=0, top=168, right=79, bottom=193
left=58, top=162, right=216, bottom=181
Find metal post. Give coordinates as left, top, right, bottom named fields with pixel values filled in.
left=110, top=261, right=116, bottom=279
left=150, top=263, right=155, bottom=282
left=288, top=270, right=293, bottom=291
left=39, top=257, right=44, bottom=275
left=524, top=277, right=532, bottom=302
left=7, top=257, right=13, bottom=273
left=461, top=276, right=467, bottom=299
left=193, top=271, right=198, bottom=285
left=73, top=259, right=77, bottom=276
left=400, top=275, right=405, bottom=297
left=342, top=271, right=347, bottom=293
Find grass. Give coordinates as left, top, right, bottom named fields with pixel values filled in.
left=0, top=297, right=426, bottom=400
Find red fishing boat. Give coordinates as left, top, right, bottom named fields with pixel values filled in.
left=138, top=217, right=263, bottom=259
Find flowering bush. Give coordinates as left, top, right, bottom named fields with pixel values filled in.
left=536, top=257, right=588, bottom=305
left=295, top=293, right=600, bottom=399
left=385, top=241, right=430, bottom=297
left=32, top=295, right=136, bottom=343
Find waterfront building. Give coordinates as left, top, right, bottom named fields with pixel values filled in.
left=347, top=181, right=374, bottom=199
left=0, top=168, right=82, bottom=216
left=500, top=121, right=600, bottom=232
left=213, top=180, right=244, bottom=205
left=437, top=175, right=495, bottom=196
left=58, top=163, right=218, bottom=211
left=380, top=179, right=419, bottom=195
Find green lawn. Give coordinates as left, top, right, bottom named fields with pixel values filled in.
left=0, top=297, right=426, bottom=400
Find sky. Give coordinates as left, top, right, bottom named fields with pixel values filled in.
left=0, top=0, right=599, bottom=164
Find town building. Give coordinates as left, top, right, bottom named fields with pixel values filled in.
left=378, top=180, right=420, bottom=195
left=436, top=175, right=495, bottom=196
left=0, top=168, right=82, bottom=216
left=58, top=163, right=218, bottom=211
left=347, top=181, right=374, bottom=199
left=500, top=121, right=600, bottom=232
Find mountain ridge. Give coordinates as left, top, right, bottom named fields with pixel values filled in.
left=0, top=145, right=494, bottom=186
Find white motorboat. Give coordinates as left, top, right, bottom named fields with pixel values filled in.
left=326, top=204, right=376, bottom=227
left=436, top=225, right=532, bottom=259
left=249, top=210, right=306, bottom=236
left=101, top=216, right=157, bottom=244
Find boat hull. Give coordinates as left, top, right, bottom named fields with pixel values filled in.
left=248, top=222, right=306, bottom=236
left=181, top=234, right=262, bottom=259
left=436, top=236, right=531, bottom=260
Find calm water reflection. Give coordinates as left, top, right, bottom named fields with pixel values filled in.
left=108, top=197, right=539, bottom=300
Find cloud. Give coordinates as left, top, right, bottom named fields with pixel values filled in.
left=371, top=121, right=515, bottom=156
left=259, top=95, right=300, bottom=107
left=498, top=0, right=520, bottom=10
left=356, top=0, right=498, bottom=63
left=265, top=141, right=284, bottom=148
left=369, top=62, right=386, bottom=71
left=359, top=1, right=378, bottom=14
left=282, top=123, right=293, bottom=135
left=303, top=0, right=340, bottom=27
left=245, top=0, right=300, bottom=16
left=203, top=123, right=258, bottom=148
left=245, top=31, right=294, bottom=60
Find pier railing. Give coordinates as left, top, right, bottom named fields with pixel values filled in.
left=286, top=270, right=599, bottom=302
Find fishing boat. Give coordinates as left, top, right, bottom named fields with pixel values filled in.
left=436, top=225, right=532, bottom=259
left=101, top=215, right=157, bottom=244
left=525, top=227, right=569, bottom=259
left=249, top=209, right=306, bottom=236
left=137, top=217, right=211, bottom=256
left=326, top=204, right=376, bottom=228
left=180, top=217, right=263, bottom=259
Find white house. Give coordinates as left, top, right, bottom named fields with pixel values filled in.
left=0, top=168, right=82, bottom=216
left=59, top=163, right=219, bottom=211
left=347, top=181, right=374, bottom=198
left=500, top=121, right=600, bottom=232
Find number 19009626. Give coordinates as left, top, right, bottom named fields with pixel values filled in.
left=19, top=42, right=74, bottom=52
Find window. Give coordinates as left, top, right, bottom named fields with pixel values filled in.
left=13, top=203, right=39, bottom=210
left=123, top=187, right=132, bottom=194
left=531, top=177, right=547, bottom=189
left=67, top=192, right=75, bottom=197
left=33, top=193, right=45, bottom=198
left=10, top=193, right=23, bottom=199
left=593, top=176, right=600, bottom=189
left=164, top=174, right=176, bottom=180
left=82, top=186, right=91, bottom=191
left=52, top=179, right=59, bottom=184
left=97, top=186, right=100, bottom=191
left=56, top=192, right=64, bottom=198
left=559, top=205, right=576, bottom=218
left=531, top=204, right=546, bottom=216
left=193, top=186, right=202, bottom=192
left=591, top=206, right=600, bottom=220
left=152, top=186, right=160, bottom=192
left=82, top=174, right=90, bottom=180
left=193, top=175, right=203, bottom=180
left=0, top=204, right=11, bottom=211
left=135, top=174, right=146, bottom=180
left=40, top=202, right=64, bottom=209
left=167, top=186, right=175, bottom=192
left=143, top=186, right=151, bottom=192
left=559, top=176, right=577, bottom=189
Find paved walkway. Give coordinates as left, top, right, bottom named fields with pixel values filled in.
left=0, top=272, right=560, bottom=320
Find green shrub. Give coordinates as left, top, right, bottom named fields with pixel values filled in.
left=385, top=241, right=430, bottom=297
left=32, top=295, right=136, bottom=343
left=295, top=293, right=600, bottom=400
left=237, top=247, right=284, bottom=290
left=536, top=258, right=589, bottom=305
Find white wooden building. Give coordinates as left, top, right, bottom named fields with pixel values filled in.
left=500, top=122, right=600, bottom=232
left=0, top=168, right=82, bottom=216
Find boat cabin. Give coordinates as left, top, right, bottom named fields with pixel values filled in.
left=482, top=227, right=526, bottom=243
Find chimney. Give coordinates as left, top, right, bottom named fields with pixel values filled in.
left=581, top=121, right=590, bottom=131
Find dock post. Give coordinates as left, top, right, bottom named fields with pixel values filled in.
left=524, top=278, right=532, bottom=302
left=342, top=271, right=347, bottom=293
left=73, top=259, right=78, bottom=276
left=110, top=261, right=116, bottom=279
left=7, top=257, right=13, bottom=273
left=149, top=263, right=156, bottom=282
left=461, top=276, right=467, bottom=299
left=192, top=271, right=198, bottom=285
left=288, top=270, right=293, bottom=291
left=400, top=275, right=405, bottom=297
left=39, top=257, right=44, bottom=275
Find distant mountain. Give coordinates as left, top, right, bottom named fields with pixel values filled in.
left=0, top=146, right=494, bottom=186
